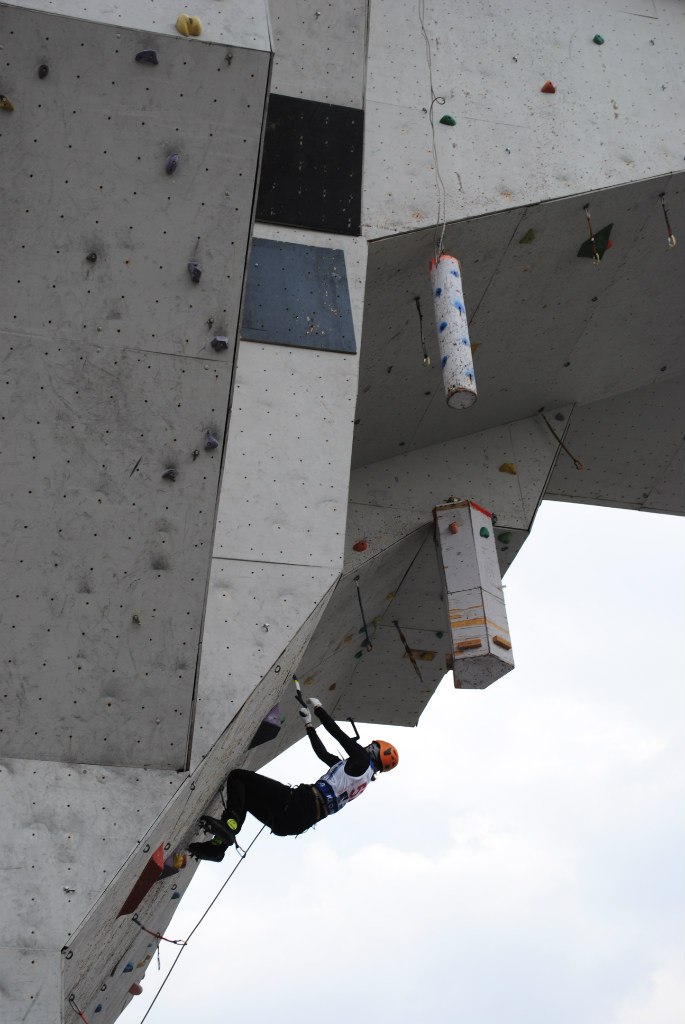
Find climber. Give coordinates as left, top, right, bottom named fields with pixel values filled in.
left=189, top=697, right=398, bottom=862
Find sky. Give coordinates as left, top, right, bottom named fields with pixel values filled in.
left=120, top=500, right=685, bottom=1024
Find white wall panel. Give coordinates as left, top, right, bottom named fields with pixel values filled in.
left=6, top=0, right=271, bottom=50
left=349, top=413, right=561, bottom=533
left=215, top=342, right=357, bottom=567
left=363, top=0, right=685, bottom=237
left=269, top=0, right=367, bottom=107
left=190, top=560, right=338, bottom=766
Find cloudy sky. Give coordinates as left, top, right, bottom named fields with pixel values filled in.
left=121, top=501, right=684, bottom=1024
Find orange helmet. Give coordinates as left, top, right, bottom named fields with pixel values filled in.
left=374, top=740, right=399, bottom=772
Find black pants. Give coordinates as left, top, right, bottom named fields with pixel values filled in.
left=226, top=769, right=320, bottom=837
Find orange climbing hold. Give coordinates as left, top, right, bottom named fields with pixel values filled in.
left=353, top=540, right=368, bottom=552
left=541, top=81, right=556, bottom=94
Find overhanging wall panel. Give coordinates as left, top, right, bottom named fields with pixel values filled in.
left=0, top=339, right=230, bottom=768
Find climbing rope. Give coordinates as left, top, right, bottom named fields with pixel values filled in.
left=136, top=826, right=266, bottom=1023
left=414, top=296, right=431, bottom=366
left=540, top=413, right=584, bottom=471
left=418, top=0, right=449, bottom=259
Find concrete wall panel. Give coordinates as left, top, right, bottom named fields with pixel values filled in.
left=6, top=0, right=271, bottom=50
left=269, top=0, right=367, bottom=107
left=0, top=338, right=230, bottom=768
left=1, top=5, right=269, bottom=355
left=363, top=0, right=685, bottom=237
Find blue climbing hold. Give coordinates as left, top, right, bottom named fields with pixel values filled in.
left=135, top=50, right=159, bottom=65
left=204, top=431, right=219, bottom=450
left=187, top=261, right=202, bottom=284
left=441, top=354, right=448, bottom=368
left=123, top=962, right=134, bottom=974
left=450, top=269, right=460, bottom=277
left=166, top=153, right=179, bottom=175
left=439, top=321, right=448, bottom=332
left=171, top=892, right=180, bottom=900
left=454, top=300, right=464, bottom=314
left=210, top=335, right=229, bottom=352
left=461, top=336, right=470, bottom=345
left=435, top=287, right=442, bottom=296
left=94, top=1007, right=103, bottom=1014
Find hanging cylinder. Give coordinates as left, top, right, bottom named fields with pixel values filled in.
left=429, top=254, right=477, bottom=409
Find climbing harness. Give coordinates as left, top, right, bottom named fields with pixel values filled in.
left=540, top=413, right=584, bottom=471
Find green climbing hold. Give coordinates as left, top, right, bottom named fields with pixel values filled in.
left=354, top=650, right=364, bottom=660
left=439, top=114, right=456, bottom=126
left=519, top=228, right=536, bottom=244
left=593, top=34, right=604, bottom=45
left=436, top=631, right=444, bottom=639
left=497, top=532, right=512, bottom=545
left=479, top=526, right=490, bottom=538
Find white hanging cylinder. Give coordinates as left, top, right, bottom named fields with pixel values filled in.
left=429, top=254, right=477, bottom=409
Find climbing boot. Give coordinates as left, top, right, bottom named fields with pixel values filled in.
left=189, top=840, right=227, bottom=863
left=199, top=814, right=239, bottom=845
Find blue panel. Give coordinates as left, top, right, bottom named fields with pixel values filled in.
left=241, top=238, right=357, bottom=353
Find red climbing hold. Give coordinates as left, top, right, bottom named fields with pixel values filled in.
left=353, top=540, right=368, bottom=552
left=129, top=983, right=144, bottom=996
left=448, top=522, right=459, bottom=534
left=541, top=81, right=556, bottom=94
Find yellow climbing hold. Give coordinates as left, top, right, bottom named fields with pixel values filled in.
left=176, top=13, right=202, bottom=36
left=0, top=95, right=15, bottom=111
left=499, top=462, right=517, bottom=475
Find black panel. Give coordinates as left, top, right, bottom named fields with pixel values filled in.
left=242, top=238, right=356, bottom=353
left=256, top=94, right=363, bottom=236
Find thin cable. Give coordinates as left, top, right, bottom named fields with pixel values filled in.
left=354, top=577, right=373, bottom=652
left=137, top=826, right=266, bottom=1024
left=659, top=192, right=677, bottom=248
left=418, top=0, right=448, bottom=259
left=540, top=414, right=584, bottom=471
left=583, top=204, right=601, bottom=266
left=132, top=915, right=188, bottom=947
left=414, top=296, right=431, bottom=366
left=393, top=620, right=424, bottom=682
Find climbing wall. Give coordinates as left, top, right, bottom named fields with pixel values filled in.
left=363, top=0, right=685, bottom=236
left=0, top=3, right=270, bottom=769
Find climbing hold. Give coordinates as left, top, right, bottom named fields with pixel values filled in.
left=423, top=355, right=431, bottom=367
left=448, top=522, right=459, bottom=534
left=162, top=468, right=177, bottom=481
left=354, top=650, right=363, bottom=659
left=593, top=34, right=604, bottom=45
left=135, top=49, right=159, bottom=65
left=499, top=463, right=517, bottom=474
left=86, top=252, right=97, bottom=263
left=497, top=532, right=512, bottom=545
left=187, top=261, right=202, bottom=284
left=171, top=891, right=180, bottom=900
left=129, top=983, right=144, bottom=996
left=132, top=614, right=140, bottom=625
left=436, top=631, right=444, bottom=638
left=166, top=153, right=179, bottom=175
left=439, top=114, right=456, bottom=126
left=577, top=222, right=613, bottom=260
left=123, top=962, right=134, bottom=974
left=479, top=526, right=490, bottom=538
left=176, top=14, right=203, bottom=36
left=210, top=335, right=229, bottom=352
left=540, top=81, right=556, bottom=94
left=94, top=1007, right=103, bottom=1014
left=0, top=96, right=15, bottom=111
left=38, top=64, right=49, bottom=79
left=519, top=228, right=536, bottom=244
left=204, top=431, right=219, bottom=450
left=353, top=540, right=368, bottom=552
